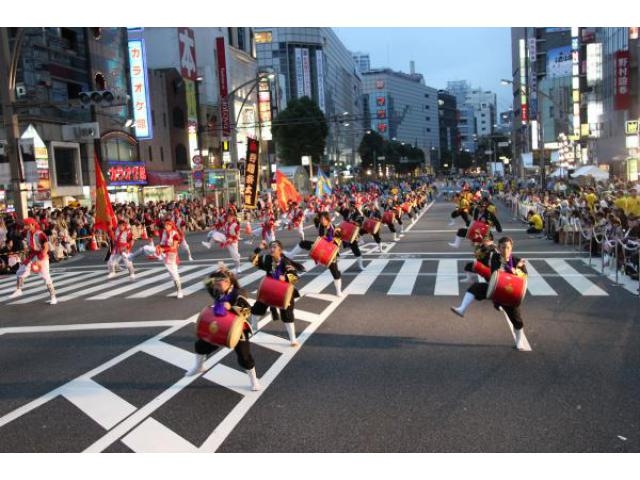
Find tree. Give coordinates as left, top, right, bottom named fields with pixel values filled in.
left=271, top=97, right=328, bottom=166
left=357, top=131, right=385, bottom=169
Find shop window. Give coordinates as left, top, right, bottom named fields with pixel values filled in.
left=227, top=28, right=234, bottom=47
left=60, top=28, right=78, bottom=51
left=53, top=145, right=80, bottom=187
left=237, top=27, right=246, bottom=51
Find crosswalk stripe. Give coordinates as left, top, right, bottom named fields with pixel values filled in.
left=129, top=266, right=214, bottom=299
left=8, top=271, right=108, bottom=304
left=545, top=259, right=608, bottom=296
left=57, top=268, right=164, bottom=302
left=344, top=259, right=389, bottom=295
left=168, top=262, right=256, bottom=298
left=121, top=417, right=197, bottom=453
left=434, top=259, right=459, bottom=296
left=524, top=262, right=558, bottom=296
left=139, top=340, right=194, bottom=371
left=388, top=259, right=422, bottom=295
left=299, top=259, right=357, bottom=295
left=0, top=271, right=88, bottom=299
left=87, top=265, right=202, bottom=300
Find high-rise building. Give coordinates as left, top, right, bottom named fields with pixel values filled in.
left=362, top=67, right=440, bottom=168
left=446, top=80, right=476, bottom=153
left=437, top=90, right=459, bottom=171
left=466, top=89, right=497, bottom=137
left=254, top=27, right=362, bottom=167
left=352, top=51, right=370, bottom=73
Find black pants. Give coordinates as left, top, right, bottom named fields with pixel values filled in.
left=467, top=282, right=524, bottom=330
left=457, top=227, right=467, bottom=238
left=526, top=227, right=543, bottom=234
left=252, top=297, right=295, bottom=323
left=385, top=221, right=396, bottom=234
left=343, top=240, right=361, bottom=257
left=359, top=228, right=381, bottom=244
left=451, top=210, right=471, bottom=226
left=195, top=338, right=255, bottom=370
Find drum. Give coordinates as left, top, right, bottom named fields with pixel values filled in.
left=362, top=218, right=381, bottom=235
left=486, top=270, right=527, bottom=307
left=338, top=221, right=359, bottom=243
left=310, top=237, right=339, bottom=266
left=471, top=260, right=491, bottom=281
left=257, top=276, right=294, bottom=309
left=402, top=202, right=412, bottom=213
left=465, top=221, right=490, bottom=243
left=196, top=306, right=248, bottom=349
left=382, top=210, right=395, bottom=225
left=30, top=261, right=41, bottom=274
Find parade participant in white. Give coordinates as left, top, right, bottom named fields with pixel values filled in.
left=107, top=219, right=136, bottom=280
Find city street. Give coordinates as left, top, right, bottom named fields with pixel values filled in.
left=1, top=196, right=639, bottom=453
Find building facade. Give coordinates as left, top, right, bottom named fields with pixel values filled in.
left=362, top=67, right=440, bottom=168
left=254, top=27, right=363, bottom=168
left=352, top=51, right=370, bottom=74
left=437, top=90, right=459, bottom=172
left=446, top=80, right=476, bottom=153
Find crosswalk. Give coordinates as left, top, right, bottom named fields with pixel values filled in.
left=0, top=255, right=627, bottom=305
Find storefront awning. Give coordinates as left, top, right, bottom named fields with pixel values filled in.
left=146, top=171, right=185, bottom=186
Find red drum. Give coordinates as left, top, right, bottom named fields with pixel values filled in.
left=486, top=270, right=527, bottom=307
left=338, top=221, right=359, bottom=243
left=196, top=306, right=248, bottom=349
left=466, top=221, right=490, bottom=243
left=30, top=261, right=41, bottom=274
left=471, top=260, right=491, bottom=281
left=257, top=276, right=294, bottom=309
left=362, top=218, right=381, bottom=235
left=401, top=202, right=412, bottom=213
left=310, top=237, right=339, bottom=266
left=382, top=210, right=395, bottom=225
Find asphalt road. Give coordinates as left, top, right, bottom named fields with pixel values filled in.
left=1, top=196, right=639, bottom=453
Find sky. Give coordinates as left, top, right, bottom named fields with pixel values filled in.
left=333, top=28, right=513, bottom=114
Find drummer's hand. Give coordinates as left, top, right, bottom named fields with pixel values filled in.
left=223, top=302, right=232, bottom=310
left=516, top=260, right=525, bottom=268
left=260, top=240, right=268, bottom=249
left=279, top=275, right=286, bottom=281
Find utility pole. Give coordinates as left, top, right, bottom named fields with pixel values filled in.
left=0, top=27, right=27, bottom=220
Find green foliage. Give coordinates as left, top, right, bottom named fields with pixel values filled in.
left=271, top=97, right=328, bottom=166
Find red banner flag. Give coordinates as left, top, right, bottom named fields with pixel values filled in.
left=94, top=153, right=117, bottom=234
left=275, top=170, right=301, bottom=211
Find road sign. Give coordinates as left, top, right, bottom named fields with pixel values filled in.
left=193, top=170, right=204, bottom=180
left=626, top=120, right=639, bottom=136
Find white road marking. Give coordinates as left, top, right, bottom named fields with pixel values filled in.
left=121, top=417, right=198, bottom=453
left=87, top=265, right=201, bottom=300
left=56, top=267, right=164, bottom=302
left=298, top=259, right=356, bottom=295
left=0, top=320, right=186, bottom=336
left=203, top=364, right=255, bottom=396
left=344, top=259, right=389, bottom=295
left=0, top=271, right=87, bottom=297
left=546, top=259, right=608, bottom=296
left=522, top=262, right=557, bottom=296
left=388, top=259, right=422, bottom=295
left=581, top=258, right=639, bottom=296
left=169, top=262, right=255, bottom=297
left=139, top=340, right=196, bottom=371
left=434, top=259, right=459, bottom=296
left=129, top=266, right=214, bottom=299
left=8, top=270, right=110, bottom=304
left=61, top=378, right=137, bottom=430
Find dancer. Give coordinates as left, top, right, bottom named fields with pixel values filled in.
left=9, top=218, right=57, bottom=304
left=450, top=236, right=531, bottom=351
left=107, top=219, right=136, bottom=280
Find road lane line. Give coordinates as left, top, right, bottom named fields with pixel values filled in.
left=522, top=262, right=557, bottom=296
left=168, top=262, right=255, bottom=297
left=344, top=259, right=389, bottom=295
left=121, top=418, right=198, bottom=453
left=298, top=259, right=356, bottom=295
left=0, top=320, right=186, bottom=336
left=546, top=259, right=608, bottom=296
left=388, top=259, right=422, bottom=295
left=434, top=259, right=459, bottom=296
left=8, top=270, right=110, bottom=304
left=129, top=266, right=214, bottom=298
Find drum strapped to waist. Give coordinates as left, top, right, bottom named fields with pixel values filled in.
left=196, top=306, right=250, bottom=349
left=310, top=237, right=339, bottom=266
left=338, top=221, right=359, bottom=243
left=382, top=210, right=395, bottom=225
left=466, top=221, right=490, bottom=243
left=362, top=218, right=381, bottom=235
left=471, top=260, right=491, bottom=281
left=401, top=202, right=412, bottom=213
left=486, top=270, right=527, bottom=307
left=257, top=276, right=295, bottom=309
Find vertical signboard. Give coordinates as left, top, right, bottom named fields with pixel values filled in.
left=615, top=50, right=631, bottom=110
left=295, top=47, right=305, bottom=98
left=127, top=39, right=153, bottom=140
left=316, top=51, right=326, bottom=112
left=528, top=37, right=537, bottom=119
left=571, top=28, right=581, bottom=137
left=216, top=37, right=231, bottom=138
left=178, top=28, right=197, bottom=81
left=301, top=48, right=312, bottom=99
left=519, top=38, right=528, bottom=125
left=258, top=80, right=272, bottom=141
left=243, top=138, right=260, bottom=208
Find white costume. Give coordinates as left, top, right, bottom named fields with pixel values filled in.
left=108, top=225, right=135, bottom=280
left=11, top=226, right=57, bottom=304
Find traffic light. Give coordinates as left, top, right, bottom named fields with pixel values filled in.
left=78, top=90, right=116, bottom=105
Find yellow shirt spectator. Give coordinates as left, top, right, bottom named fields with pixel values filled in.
left=627, top=193, right=640, bottom=217
left=530, top=213, right=543, bottom=230
left=584, top=192, right=597, bottom=211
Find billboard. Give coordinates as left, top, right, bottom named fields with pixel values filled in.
left=547, top=46, right=572, bottom=78
left=243, top=138, right=260, bottom=209
left=127, top=39, right=153, bottom=140
left=301, top=48, right=312, bottom=99
left=615, top=50, right=631, bottom=110
left=316, top=52, right=326, bottom=112
left=295, top=48, right=305, bottom=98
left=178, top=28, right=197, bottom=81
left=107, top=161, right=148, bottom=186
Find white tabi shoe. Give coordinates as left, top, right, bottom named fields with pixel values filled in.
left=334, top=279, right=343, bottom=297
left=9, top=289, right=23, bottom=299
left=185, top=354, right=206, bottom=376
left=357, top=256, right=365, bottom=270
left=284, top=322, right=299, bottom=347
left=107, top=272, right=117, bottom=279
left=246, top=368, right=262, bottom=391
left=176, top=290, right=184, bottom=299
left=49, top=296, right=58, bottom=305
left=201, top=241, right=211, bottom=249
left=514, top=329, right=532, bottom=351
left=448, top=219, right=456, bottom=226
left=188, top=256, right=194, bottom=261
left=448, top=236, right=462, bottom=248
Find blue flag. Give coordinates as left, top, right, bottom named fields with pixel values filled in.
left=316, top=169, right=332, bottom=197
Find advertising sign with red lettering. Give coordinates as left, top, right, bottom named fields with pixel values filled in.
left=108, top=161, right=148, bottom=186
left=216, top=36, right=231, bottom=137
left=243, top=138, right=260, bottom=209
left=615, top=50, right=631, bottom=110
left=178, top=28, right=197, bottom=81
